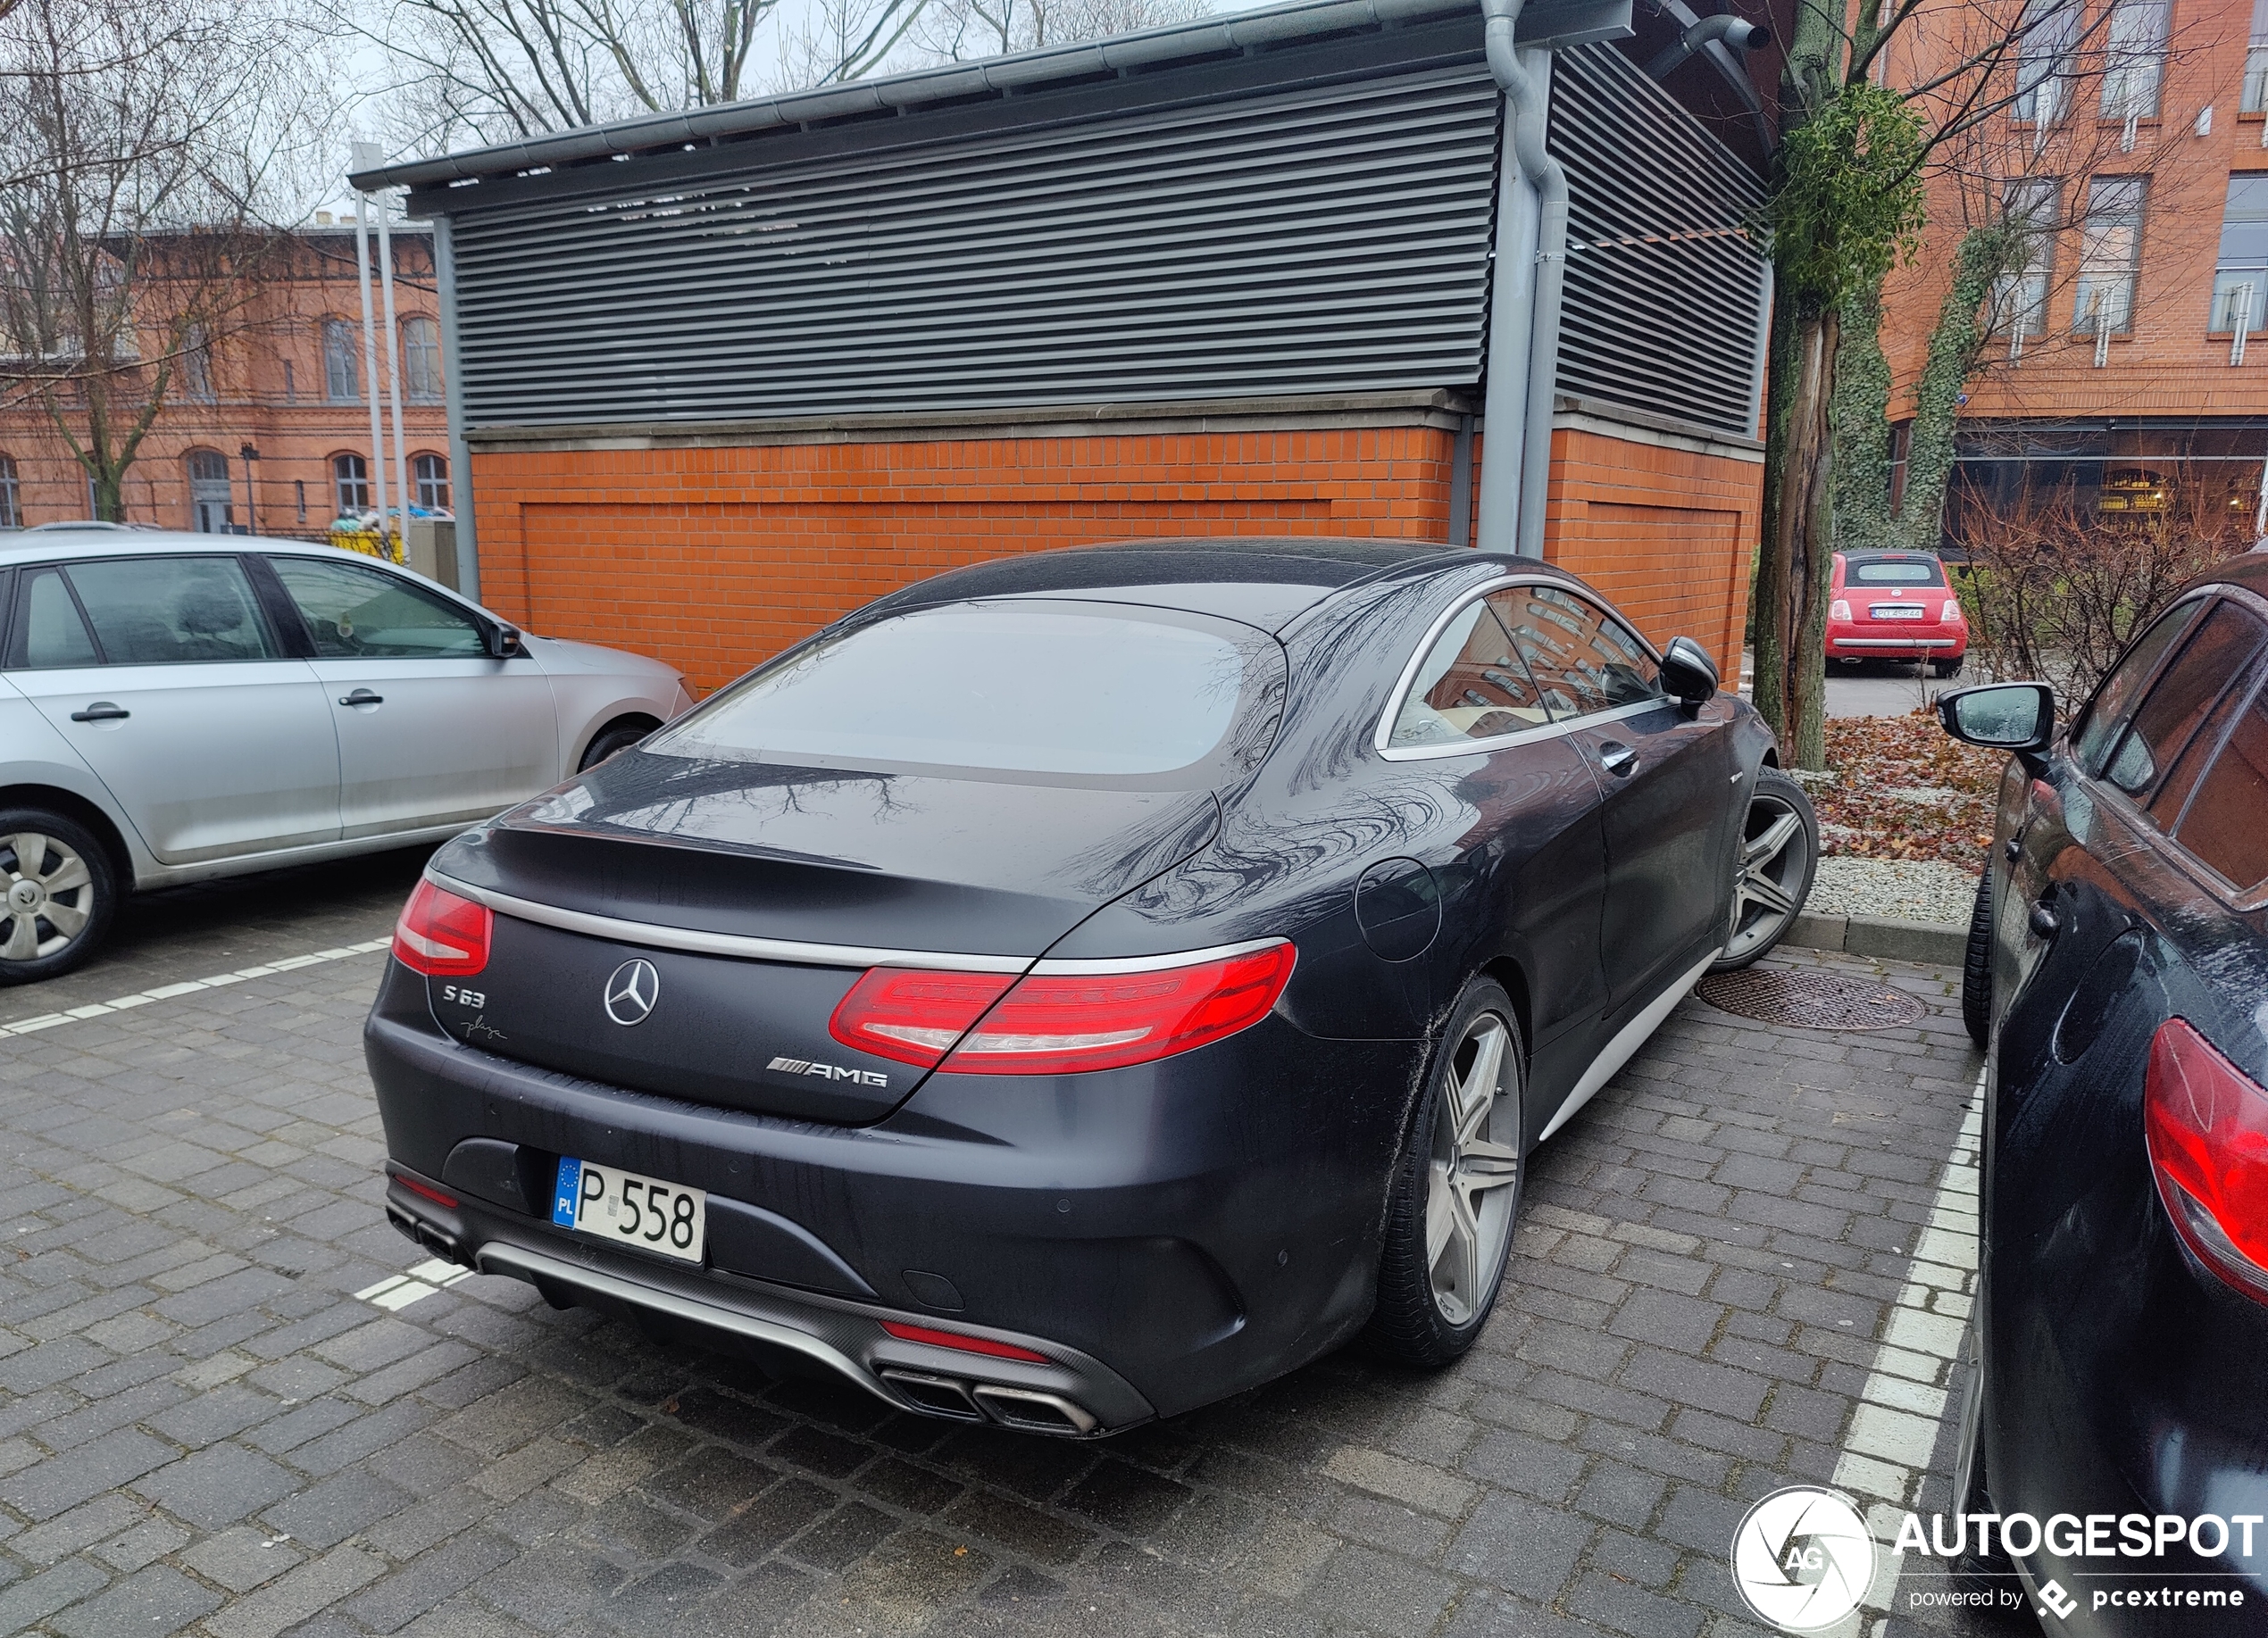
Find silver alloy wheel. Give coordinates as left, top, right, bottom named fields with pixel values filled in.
left=1, top=833, right=95, bottom=962
left=1425, top=1013, right=1522, bottom=1326
left=1724, top=792, right=1809, bottom=964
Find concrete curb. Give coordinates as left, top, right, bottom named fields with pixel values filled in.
left=1783, top=910, right=1966, bottom=967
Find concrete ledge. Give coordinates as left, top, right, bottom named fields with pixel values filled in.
left=1782, top=912, right=1964, bottom=968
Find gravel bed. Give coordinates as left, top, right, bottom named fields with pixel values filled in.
left=1807, top=856, right=1980, bottom=926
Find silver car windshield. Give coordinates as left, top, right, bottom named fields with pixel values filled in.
left=653, top=601, right=1250, bottom=777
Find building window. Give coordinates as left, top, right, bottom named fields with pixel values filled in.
left=2014, top=0, right=2079, bottom=122
left=2100, top=0, right=2169, bottom=120
left=283, top=359, right=296, bottom=403
left=186, top=448, right=233, bottom=533
left=2213, top=175, right=2268, bottom=333
left=296, top=478, right=307, bottom=523
left=1991, top=179, right=2061, bottom=339
left=179, top=325, right=214, bottom=403
left=2248, top=0, right=2268, bottom=112
left=322, top=319, right=360, bottom=403
left=333, top=452, right=370, bottom=514
left=402, top=317, right=442, bottom=403
left=412, top=452, right=449, bottom=511
left=0, top=454, right=19, bottom=528
left=2073, top=177, right=2147, bottom=336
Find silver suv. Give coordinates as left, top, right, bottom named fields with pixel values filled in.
left=0, top=527, right=691, bottom=983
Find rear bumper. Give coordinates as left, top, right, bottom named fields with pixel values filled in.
left=1826, top=629, right=1966, bottom=655
left=365, top=959, right=1421, bottom=1429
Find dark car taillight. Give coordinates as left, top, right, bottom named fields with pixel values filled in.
left=392, top=880, right=493, bottom=977
left=2144, top=1017, right=2268, bottom=1301
left=829, top=943, right=1296, bottom=1076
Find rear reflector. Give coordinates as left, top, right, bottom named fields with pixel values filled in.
left=880, top=1320, right=1052, bottom=1364
left=393, top=1172, right=458, bottom=1210
left=2144, top=1017, right=2268, bottom=1301
left=392, top=879, right=493, bottom=977
left=829, top=943, right=1296, bottom=1076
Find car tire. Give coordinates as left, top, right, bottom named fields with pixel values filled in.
left=0, top=811, right=119, bottom=985
left=1709, top=769, right=1819, bottom=973
left=1962, top=867, right=1993, bottom=1050
left=1363, top=977, right=1525, bottom=1368
left=1933, top=657, right=1965, bottom=678
left=577, top=716, right=659, bottom=772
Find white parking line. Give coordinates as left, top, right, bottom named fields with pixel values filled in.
left=354, top=1259, right=475, bottom=1311
left=0, top=936, right=395, bottom=1038
left=1834, top=1068, right=1986, bottom=1632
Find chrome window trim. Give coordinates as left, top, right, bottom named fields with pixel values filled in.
left=431, top=870, right=1288, bottom=974
left=1373, top=575, right=1667, bottom=762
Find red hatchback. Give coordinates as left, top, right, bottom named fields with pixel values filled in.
left=1826, top=550, right=1968, bottom=676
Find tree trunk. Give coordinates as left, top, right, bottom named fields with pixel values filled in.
left=1756, top=307, right=1838, bottom=769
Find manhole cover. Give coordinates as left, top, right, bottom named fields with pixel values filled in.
left=1697, top=968, right=1927, bottom=1031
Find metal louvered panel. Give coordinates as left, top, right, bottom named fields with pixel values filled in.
left=447, top=66, right=1502, bottom=428
left=1548, top=44, right=1768, bottom=440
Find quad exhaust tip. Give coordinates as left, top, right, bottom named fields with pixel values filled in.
left=879, top=1368, right=1099, bottom=1435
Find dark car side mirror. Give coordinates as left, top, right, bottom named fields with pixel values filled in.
left=1938, top=682, right=2055, bottom=752
left=1659, top=636, right=1719, bottom=706
left=486, top=623, right=526, bottom=660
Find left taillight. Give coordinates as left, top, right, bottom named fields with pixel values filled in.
left=829, top=942, right=1296, bottom=1077
left=392, top=879, right=493, bottom=977
left=2144, top=1017, right=2268, bottom=1302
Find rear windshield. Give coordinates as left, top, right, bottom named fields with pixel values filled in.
left=654, top=601, right=1264, bottom=778
left=1851, top=557, right=1946, bottom=586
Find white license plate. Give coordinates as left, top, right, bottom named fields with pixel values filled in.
left=1872, top=604, right=1925, bottom=619
left=551, top=1157, right=706, bottom=1263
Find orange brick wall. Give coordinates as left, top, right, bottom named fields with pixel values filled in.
left=470, top=420, right=1761, bottom=694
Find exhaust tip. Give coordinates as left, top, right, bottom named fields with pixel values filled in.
left=879, top=1368, right=984, bottom=1421
left=971, top=1384, right=1098, bottom=1435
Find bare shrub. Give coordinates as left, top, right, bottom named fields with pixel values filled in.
left=1951, top=465, right=2252, bottom=698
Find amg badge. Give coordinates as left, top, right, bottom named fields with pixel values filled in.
left=768, top=1055, right=889, bottom=1088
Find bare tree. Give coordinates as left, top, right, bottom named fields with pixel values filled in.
left=910, top=0, right=1204, bottom=61
left=0, top=0, right=326, bottom=520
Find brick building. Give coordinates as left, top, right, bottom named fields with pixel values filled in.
left=1876, top=0, right=2268, bottom=528
left=356, top=0, right=1788, bottom=694
left=0, top=227, right=450, bottom=541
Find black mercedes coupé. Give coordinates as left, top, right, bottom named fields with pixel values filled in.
left=367, top=539, right=1814, bottom=1435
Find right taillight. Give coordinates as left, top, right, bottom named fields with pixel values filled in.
left=392, top=879, right=493, bottom=977
left=2144, top=1017, right=2268, bottom=1301
left=829, top=943, right=1296, bottom=1077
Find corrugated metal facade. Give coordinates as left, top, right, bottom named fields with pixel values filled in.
left=1549, top=44, right=1768, bottom=440
left=446, top=64, right=1504, bottom=429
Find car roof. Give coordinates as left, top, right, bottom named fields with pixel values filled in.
left=858, top=537, right=1579, bottom=630
left=2197, top=548, right=2268, bottom=601
left=0, top=526, right=386, bottom=569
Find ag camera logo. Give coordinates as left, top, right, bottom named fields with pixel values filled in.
left=1731, top=1485, right=1877, bottom=1631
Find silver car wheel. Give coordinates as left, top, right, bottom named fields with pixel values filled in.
left=2, top=833, right=95, bottom=962
left=1725, top=793, right=1809, bottom=964
left=1426, top=1013, right=1522, bottom=1326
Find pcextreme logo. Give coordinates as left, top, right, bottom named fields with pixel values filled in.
left=1894, top=1511, right=2255, bottom=1622
left=1731, top=1487, right=1878, bottom=1631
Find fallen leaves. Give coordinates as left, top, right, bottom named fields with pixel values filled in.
left=1814, top=709, right=2002, bottom=872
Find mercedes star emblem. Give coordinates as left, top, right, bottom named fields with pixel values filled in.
left=603, top=959, right=660, bottom=1026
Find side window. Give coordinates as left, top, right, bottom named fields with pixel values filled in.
left=2101, top=603, right=2268, bottom=798
left=1388, top=599, right=1551, bottom=748
left=269, top=556, right=485, bottom=659
left=2072, top=596, right=2205, bottom=776
left=63, top=557, right=276, bottom=665
left=13, top=569, right=98, bottom=669
left=1491, top=586, right=1662, bottom=720
left=2172, top=680, right=2268, bottom=893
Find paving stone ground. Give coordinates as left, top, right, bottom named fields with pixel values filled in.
left=0, top=871, right=2010, bottom=1638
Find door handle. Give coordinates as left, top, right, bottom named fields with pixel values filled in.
left=339, top=689, right=384, bottom=707
left=1597, top=740, right=1638, bottom=777
left=69, top=703, right=129, bottom=722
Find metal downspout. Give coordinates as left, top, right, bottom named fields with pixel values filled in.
left=432, top=218, right=480, bottom=599
left=1481, top=0, right=1570, bottom=559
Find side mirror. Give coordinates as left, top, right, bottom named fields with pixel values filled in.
left=486, top=623, right=526, bottom=660
left=1938, top=682, right=2055, bottom=752
left=1659, top=636, right=1719, bottom=705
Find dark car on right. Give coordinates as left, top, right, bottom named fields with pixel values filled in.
left=1939, top=551, right=2268, bottom=1633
